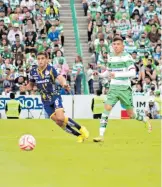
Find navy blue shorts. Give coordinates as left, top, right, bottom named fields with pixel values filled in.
left=43, top=95, right=63, bottom=118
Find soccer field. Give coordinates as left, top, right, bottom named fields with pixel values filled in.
left=0, top=119, right=160, bottom=187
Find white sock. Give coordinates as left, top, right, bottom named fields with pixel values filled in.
left=99, top=127, right=106, bottom=137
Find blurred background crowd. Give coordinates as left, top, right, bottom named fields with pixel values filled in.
left=0, top=0, right=161, bottom=98
left=84, top=0, right=162, bottom=97
left=0, top=0, right=76, bottom=96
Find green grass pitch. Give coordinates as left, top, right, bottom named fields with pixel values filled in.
left=0, top=119, right=160, bottom=187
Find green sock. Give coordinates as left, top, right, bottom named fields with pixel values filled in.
left=131, top=113, right=145, bottom=121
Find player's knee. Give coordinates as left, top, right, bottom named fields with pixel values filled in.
left=51, top=114, right=56, bottom=121
left=50, top=114, right=62, bottom=126
left=56, top=120, right=63, bottom=126
left=104, top=104, right=112, bottom=111
left=56, top=116, right=65, bottom=127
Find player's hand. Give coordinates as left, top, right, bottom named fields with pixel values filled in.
left=20, top=85, right=26, bottom=92
left=109, top=72, right=115, bottom=79
left=63, top=84, right=71, bottom=92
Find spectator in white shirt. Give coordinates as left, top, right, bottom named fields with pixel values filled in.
left=145, top=97, right=160, bottom=119
left=20, top=0, right=35, bottom=10
left=7, top=23, right=23, bottom=44
left=52, top=0, right=61, bottom=8
left=133, top=1, right=144, bottom=16
left=132, top=19, right=144, bottom=41
left=87, top=63, right=94, bottom=94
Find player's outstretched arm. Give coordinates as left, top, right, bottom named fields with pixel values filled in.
left=112, top=66, right=136, bottom=78
left=20, top=82, right=34, bottom=92
left=93, top=70, right=109, bottom=78
left=57, top=75, right=70, bottom=91
left=98, top=70, right=109, bottom=78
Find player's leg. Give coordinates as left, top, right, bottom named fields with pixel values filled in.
left=93, top=89, right=118, bottom=142
left=51, top=109, right=82, bottom=136
left=43, top=103, right=81, bottom=138
left=119, top=88, right=152, bottom=132
left=52, top=96, right=89, bottom=142
left=52, top=109, right=89, bottom=142
left=126, top=108, right=152, bottom=133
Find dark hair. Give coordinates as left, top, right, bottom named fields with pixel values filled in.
left=96, top=90, right=102, bottom=96
left=10, top=92, right=15, bottom=99
left=145, top=76, right=151, bottom=80
left=113, top=36, right=123, bottom=42
left=146, top=64, right=152, bottom=69
left=15, top=34, right=20, bottom=38
left=1, top=39, right=9, bottom=45
left=56, top=50, right=63, bottom=56
left=151, top=24, right=156, bottom=27
left=15, top=52, right=24, bottom=61
left=75, top=55, right=82, bottom=63
left=49, top=8, right=56, bottom=16
left=37, top=52, right=48, bottom=58
left=99, top=38, right=104, bottom=42
left=154, top=44, right=161, bottom=52
left=15, top=59, right=23, bottom=67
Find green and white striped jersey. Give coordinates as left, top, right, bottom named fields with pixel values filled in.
left=0, top=17, right=10, bottom=25
left=107, top=52, right=135, bottom=90
left=10, top=0, right=20, bottom=10
left=88, top=5, right=102, bottom=20
left=145, top=11, right=157, bottom=20
left=55, top=24, right=64, bottom=33
left=72, top=63, right=83, bottom=76
left=117, top=22, right=131, bottom=36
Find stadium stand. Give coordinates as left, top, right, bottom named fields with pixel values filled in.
left=0, top=0, right=161, bottom=96
left=80, top=0, right=162, bottom=95
left=0, top=0, right=84, bottom=95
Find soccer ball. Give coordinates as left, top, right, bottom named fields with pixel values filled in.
left=19, top=134, right=36, bottom=151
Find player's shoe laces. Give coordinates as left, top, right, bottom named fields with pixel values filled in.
left=93, top=136, right=104, bottom=142
left=80, top=126, right=89, bottom=139
left=77, top=135, right=85, bottom=143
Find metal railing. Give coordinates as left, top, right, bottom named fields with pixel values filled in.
left=70, top=0, right=89, bottom=94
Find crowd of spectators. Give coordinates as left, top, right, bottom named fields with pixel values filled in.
left=0, top=0, right=85, bottom=96
left=83, top=0, right=162, bottom=96
left=0, top=0, right=161, bottom=97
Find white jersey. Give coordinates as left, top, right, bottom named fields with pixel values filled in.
left=99, top=52, right=136, bottom=90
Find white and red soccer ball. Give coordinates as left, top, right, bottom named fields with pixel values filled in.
left=19, top=134, right=36, bottom=151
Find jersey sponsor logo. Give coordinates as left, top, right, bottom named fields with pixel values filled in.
left=45, top=75, right=50, bottom=79
left=109, top=68, right=124, bottom=72
left=36, top=79, right=50, bottom=84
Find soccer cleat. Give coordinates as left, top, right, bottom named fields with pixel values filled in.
left=93, top=136, right=104, bottom=142
left=80, top=126, right=89, bottom=139
left=77, top=135, right=85, bottom=143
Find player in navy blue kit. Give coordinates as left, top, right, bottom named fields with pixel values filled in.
left=20, top=52, right=89, bottom=142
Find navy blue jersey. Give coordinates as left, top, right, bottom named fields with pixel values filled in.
left=29, top=65, right=60, bottom=103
